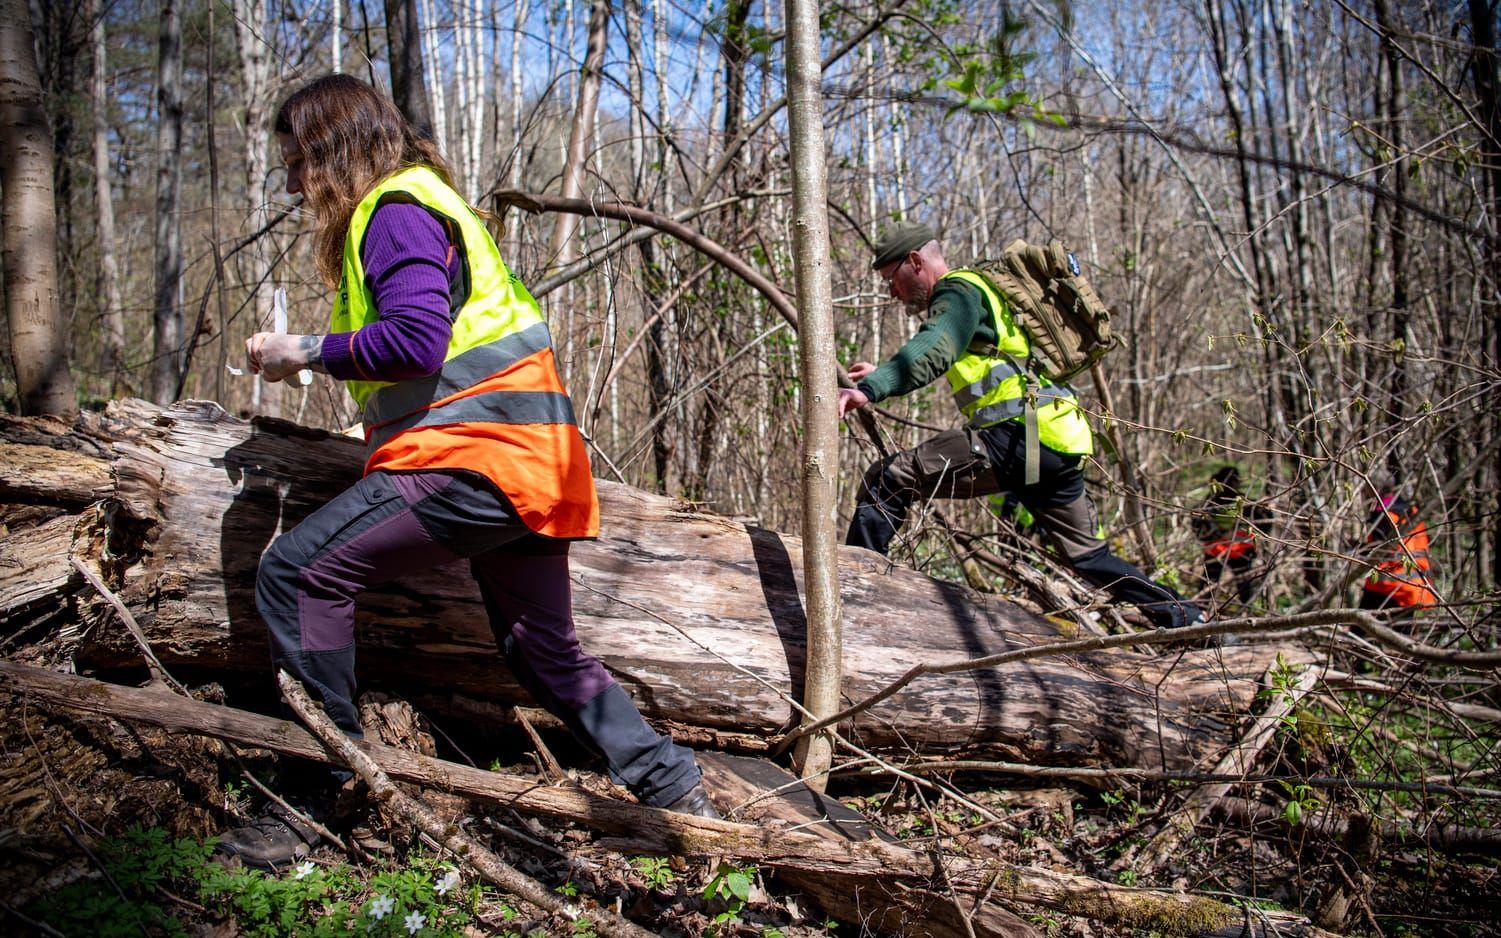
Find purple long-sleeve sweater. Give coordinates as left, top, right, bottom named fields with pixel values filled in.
left=320, top=202, right=457, bottom=383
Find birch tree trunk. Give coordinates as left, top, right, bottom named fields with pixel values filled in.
left=416, top=0, right=447, bottom=154
left=89, top=0, right=126, bottom=395
left=508, top=0, right=527, bottom=194
left=0, top=0, right=77, bottom=416
left=150, top=0, right=185, bottom=405
left=232, top=0, right=281, bottom=417
left=385, top=0, right=434, bottom=137
left=783, top=0, right=842, bottom=788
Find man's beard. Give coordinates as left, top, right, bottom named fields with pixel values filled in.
left=903, top=282, right=931, bottom=316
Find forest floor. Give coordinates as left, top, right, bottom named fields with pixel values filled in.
left=1, top=630, right=1498, bottom=938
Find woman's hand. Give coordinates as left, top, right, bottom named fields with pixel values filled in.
left=246, top=332, right=324, bottom=383
left=846, top=361, right=877, bottom=381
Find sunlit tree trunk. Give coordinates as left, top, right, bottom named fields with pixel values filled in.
left=505, top=0, right=529, bottom=255
left=624, top=0, right=673, bottom=489
left=150, top=0, right=185, bottom=404
left=89, top=0, right=126, bottom=395
left=784, top=0, right=842, bottom=790
left=548, top=0, right=610, bottom=382
left=233, top=0, right=281, bottom=416
left=332, top=0, right=342, bottom=73
left=1373, top=0, right=1410, bottom=467
left=548, top=0, right=610, bottom=269
left=0, top=0, right=77, bottom=415
left=416, top=0, right=448, bottom=154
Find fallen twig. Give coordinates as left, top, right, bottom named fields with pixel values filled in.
left=513, top=706, right=568, bottom=782
left=1214, top=796, right=1501, bottom=856
left=70, top=557, right=185, bottom=694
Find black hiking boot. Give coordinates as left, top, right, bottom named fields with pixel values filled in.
left=215, top=803, right=322, bottom=870
left=662, top=782, right=721, bottom=820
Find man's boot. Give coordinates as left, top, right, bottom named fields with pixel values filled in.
left=662, top=781, right=721, bottom=819
left=215, top=803, right=322, bottom=870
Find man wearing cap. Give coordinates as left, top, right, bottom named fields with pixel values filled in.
left=838, top=224, right=1199, bottom=629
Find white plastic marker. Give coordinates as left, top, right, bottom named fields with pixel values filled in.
left=272, top=286, right=314, bottom=386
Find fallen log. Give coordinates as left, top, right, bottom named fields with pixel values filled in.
left=1, top=399, right=1302, bottom=770
left=1, top=662, right=1335, bottom=938
left=1212, top=796, right=1501, bottom=857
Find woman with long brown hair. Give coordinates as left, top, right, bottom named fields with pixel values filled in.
left=222, top=74, right=716, bottom=870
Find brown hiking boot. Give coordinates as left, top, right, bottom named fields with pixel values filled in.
left=214, top=804, right=321, bottom=871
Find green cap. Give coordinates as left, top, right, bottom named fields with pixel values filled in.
left=870, top=223, right=937, bottom=270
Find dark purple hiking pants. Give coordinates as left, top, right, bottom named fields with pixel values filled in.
left=254, top=469, right=700, bottom=807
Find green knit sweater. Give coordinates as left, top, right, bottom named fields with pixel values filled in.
left=856, top=278, right=1000, bottom=404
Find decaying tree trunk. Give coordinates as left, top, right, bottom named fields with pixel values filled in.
left=1, top=400, right=1306, bottom=772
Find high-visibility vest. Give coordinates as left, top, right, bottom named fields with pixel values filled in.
left=330, top=165, right=598, bottom=538
left=1363, top=500, right=1436, bottom=608
left=939, top=270, right=1093, bottom=456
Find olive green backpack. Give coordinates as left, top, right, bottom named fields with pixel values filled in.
left=962, top=240, right=1121, bottom=484
left=969, top=239, right=1121, bottom=382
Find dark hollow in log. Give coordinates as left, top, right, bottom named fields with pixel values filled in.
left=3, top=400, right=1305, bottom=771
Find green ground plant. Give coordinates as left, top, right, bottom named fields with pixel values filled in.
left=702, top=860, right=758, bottom=934
left=27, top=825, right=481, bottom=937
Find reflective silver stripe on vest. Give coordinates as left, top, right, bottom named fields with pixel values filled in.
left=362, top=321, right=554, bottom=427
left=365, top=388, right=577, bottom=452
left=950, top=358, right=1026, bottom=409
left=968, top=384, right=1078, bottom=428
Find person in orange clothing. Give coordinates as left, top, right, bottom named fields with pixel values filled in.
left=1193, top=465, right=1267, bottom=606
left=218, top=75, right=715, bottom=870
left=1360, top=483, right=1438, bottom=613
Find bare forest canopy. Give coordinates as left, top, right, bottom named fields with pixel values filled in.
left=3, top=0, right=1501, bottom=621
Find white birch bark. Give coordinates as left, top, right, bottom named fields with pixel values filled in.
left=881, top=33, right=908, bottom=219
left=508, top=0, right=527, bottom=192
left=232, top=0, right=280, bottom=416
left=862, top=42, right=881, bottom=360
left=418, top=0, right=448, bottom=157
left=783, top=0, right=842, bottom=790
left=455, top=0, right=473, bottom=194
left=652, top=0, right=671, bottom=208
left=469, top=0, right=487, bottom=200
